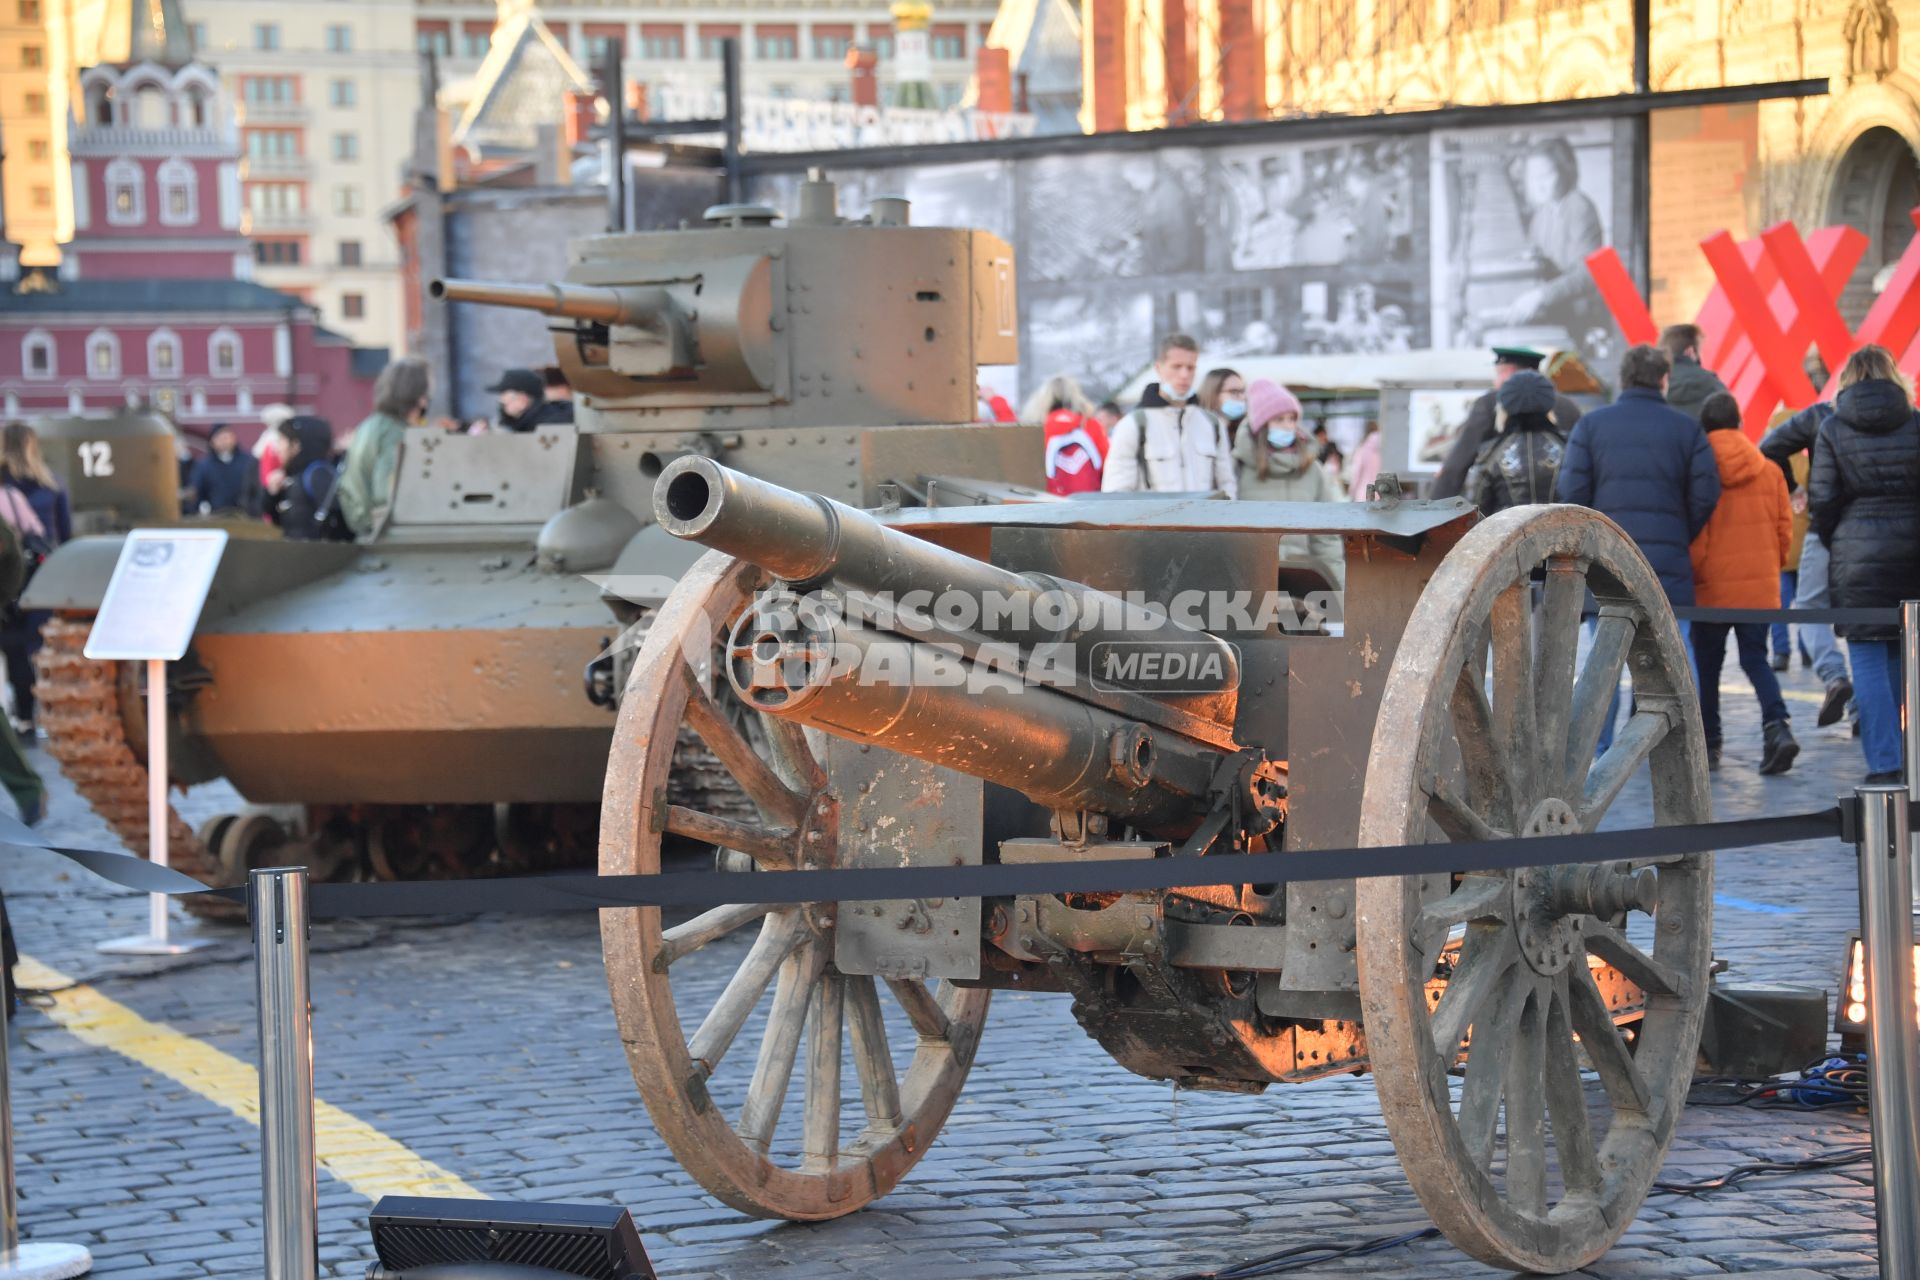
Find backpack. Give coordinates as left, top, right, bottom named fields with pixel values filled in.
left=299, top=459, right=355, bottom=542
left=0, top=486, right=52, bottom=585
left=1465, top=408, right=1569, bottom=515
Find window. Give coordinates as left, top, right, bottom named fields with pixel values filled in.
left=812, top=29, right=852, bottom=60
left=158, top=157, right=197, bottom=225
left=189, top=21, right=205, bottom=51
left=253, top=23, right=279, bottom=51
left=19, top=1, right=40, bottom=19
left=338, top=239, right=362, bottom=267
left=341, top=293, right=365, bottom=319
left=105, top=158, right=144, bottom=225
left=253, top=239, right=302, bottom=265
left=21, top=45, right=42, bottom=68
left=867, top=25, right=894, bottom=58
left=331, top=132, right=359, bottom=161
left=21, top=332, right=53, bottom=380
left=584, top=27, right=623, bottom=63
left=328, top=78, right=355, bottom=107
left=698, top=25, right=740, bottom=59
left=640, top=26, right=683, bottom=59
left=148, top=329, right=182, bottom=379
left=26, top=139, right=47, bottom=160
left=246, top=130, right=299, bottom=159
left=247, top=183, right=301, bottom=218
left=86, top=330, right=120, bottom=380
left=29, top=185, right=49, bottom=208
left=244, top=76, right=295, bottom=104
left=325, top=24, right=352, bottom=52
left=416, top=23, right=451, bottom=56
left=24, top=91, right=44, bottom=113
left=209, top=329, right=241, bottom=376
left=931, top=25, right=966, bottom=58
left=333, top=185, right=362, bottom=215
left=755, top=26, right=798, bottom=59
left=460, top=24, right=490, bottom=58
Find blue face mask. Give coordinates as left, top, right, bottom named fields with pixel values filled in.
left=1219, top=398, right=1247, bottom=421
left=1267, top=428, right=1297, bottom=449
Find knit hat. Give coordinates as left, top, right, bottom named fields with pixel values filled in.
left=1246, top=379, right=1302, bottom=430
left=1497, top=369, right=1557, bottom=416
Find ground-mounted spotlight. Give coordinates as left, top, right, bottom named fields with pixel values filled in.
left=1833, top=931, right=1920, bottom=1051
left=364, top=1197, right=655, bottom=1280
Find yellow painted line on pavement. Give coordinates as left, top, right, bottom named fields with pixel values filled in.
left=1719, top=684, right=1823, bottom=706
left=16, top=954, right=481, bottom=1201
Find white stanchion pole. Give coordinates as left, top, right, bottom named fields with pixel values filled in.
left=1857, top=783, right=1920, bottom=1280
left=0, top=982, right=91, bottom=1278
left=254, top=868, right=318, bottom=1280
left=97, top=659, right=207, bottom=956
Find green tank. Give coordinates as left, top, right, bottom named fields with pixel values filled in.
left=25, top=175, right=1043, bottom=895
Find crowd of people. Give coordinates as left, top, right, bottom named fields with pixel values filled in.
left=1026, top=323, right=1917, bottom=785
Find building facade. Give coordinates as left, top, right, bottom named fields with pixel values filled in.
left=0, top=8, right=377, bottom=433
left=0, top=0, right=56, bottom=265
left=1085, top=0, right=1920, bottom=322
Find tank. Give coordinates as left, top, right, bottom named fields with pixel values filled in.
left=24, top=174, right=1046, bottom=896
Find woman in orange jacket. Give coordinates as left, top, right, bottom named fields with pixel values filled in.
left=1690, top=392, right=1797, bottom=774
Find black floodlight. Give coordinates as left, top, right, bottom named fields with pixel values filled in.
left=365, top=1197, right=655, bottom=1280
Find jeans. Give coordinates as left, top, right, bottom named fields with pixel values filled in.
left=1793, top=532, right=1849, bottom=684
left=1771, top=571, right=1798, bottom=659
left=1692, top=621, right=1789, bottom=746
left=1848, top=637, right=1906, bottom=776
left=1588, top=616, right=1692, bottom=755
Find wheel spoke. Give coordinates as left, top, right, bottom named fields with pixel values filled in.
left=1458, top=972, right=1528, bottom=1166
left=803, top=973, right=845, bottom=1167
left=666, top=805, right=796, bottom=870
left=1543, top=982, right=1602, bottom=1196
left=682, top=663, right=808, bottom=826
left=1425, top=779, right=1511, bottom=844
left=738, top=941, right=824, bottom=1153
left=846, top=975, right=904, bottom=1132
left=655, top=902, right=776, bottom=972
left=886, top=977, right=952, bottom=1042
left=1568, top=962, right=1649, bottom=1114
left=1430, top=925, right=1517, bottom=1058
left=1579, top=709, right=1669, bottom=830
left=1582, top=921, right=1686, bottom=998
left=1503, top=988, right=1548, bottom=1218
left=1566, top=610, right=1636, bottom=779
left=1489, top=583, right=1539, bottom=806
left=1417, top=875, right=1511, bottom=943
left=687, top=915, right=804, bottom=1078
left=1450, top=662, right=1511, bottom=824
left=1533, top=559, right=1585, bottom=787
left=763, top=717, right=828, bottom=793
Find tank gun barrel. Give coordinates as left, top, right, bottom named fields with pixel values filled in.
left=428, top=277, right=671, bottom=327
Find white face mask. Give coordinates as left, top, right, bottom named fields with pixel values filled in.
left=1266, top=428, right=1297, bottom=449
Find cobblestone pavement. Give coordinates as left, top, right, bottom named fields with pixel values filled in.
left=0, top=656, right=1887, bottom=1279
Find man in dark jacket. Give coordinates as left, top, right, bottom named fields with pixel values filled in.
left=488, top=368, right=575, bottom=432
left=1430, top=347, right=1584, bottom=498
left=1660, top=323, right=1729, bottom=421
left=185, top=424, right=263, bottom=516
left=1555, top=343, right=1721, bottom=753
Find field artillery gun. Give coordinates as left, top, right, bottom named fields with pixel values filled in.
left=23, top=176, right=1041, bottom=895
left=600, top=457, right=1713, bottom=1273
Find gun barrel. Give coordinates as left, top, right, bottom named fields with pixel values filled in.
left=428, top=278, right=659, bottom=326
left=653, top=456, right=1239, bottom=698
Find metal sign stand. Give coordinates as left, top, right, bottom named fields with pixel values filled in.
left=0, top=993, right=91, bottom=1278
left=254, top=868, right=318, bottom=1280
left=97, top=658, right=206, bottom=955
left=86, top=528, right=228, bottom=957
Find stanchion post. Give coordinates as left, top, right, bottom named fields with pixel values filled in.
left=253, top=868, right=318, bottom=1280
left=1903, top=600, right=1919, bottom=903
left=1857, top=784, right=1920, bottom=1280
left=0, top=969, right=92, bottom=1278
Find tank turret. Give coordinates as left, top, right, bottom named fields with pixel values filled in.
left=435, top=173, right=1017, bottom=431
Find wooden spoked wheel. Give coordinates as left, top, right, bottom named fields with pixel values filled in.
left=1355, top=506, right=1713, bottom=1273
left=600, top=551, right=990, bottom=1220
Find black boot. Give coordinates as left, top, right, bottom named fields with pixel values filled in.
left=1759, top=719, right=1799, bottom=775
left=1818, top=676, right=1854, bottom=727
left=1706, top=742, right=1722, bottom=771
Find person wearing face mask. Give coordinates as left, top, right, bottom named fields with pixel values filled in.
left=1103, top=334, right=1237, bottom=495
left=185, top=423, right=265, bottom=517
left=1232, top=379, right=1345, bottom=590
left=1197, top=368, right=1247, bottom=443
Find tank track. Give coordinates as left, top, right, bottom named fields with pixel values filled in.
left=35, top=616, right=243, bottom=919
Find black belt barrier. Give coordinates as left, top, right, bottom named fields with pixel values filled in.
left=1672, top=605, right=1899, bottom=626
left=0, top=806, right=1851, bottom=920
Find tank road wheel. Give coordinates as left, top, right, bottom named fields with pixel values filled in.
left=1355, top=506, right=1713, bottom=1273
left=600, top=551, right=990, bottom=1220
